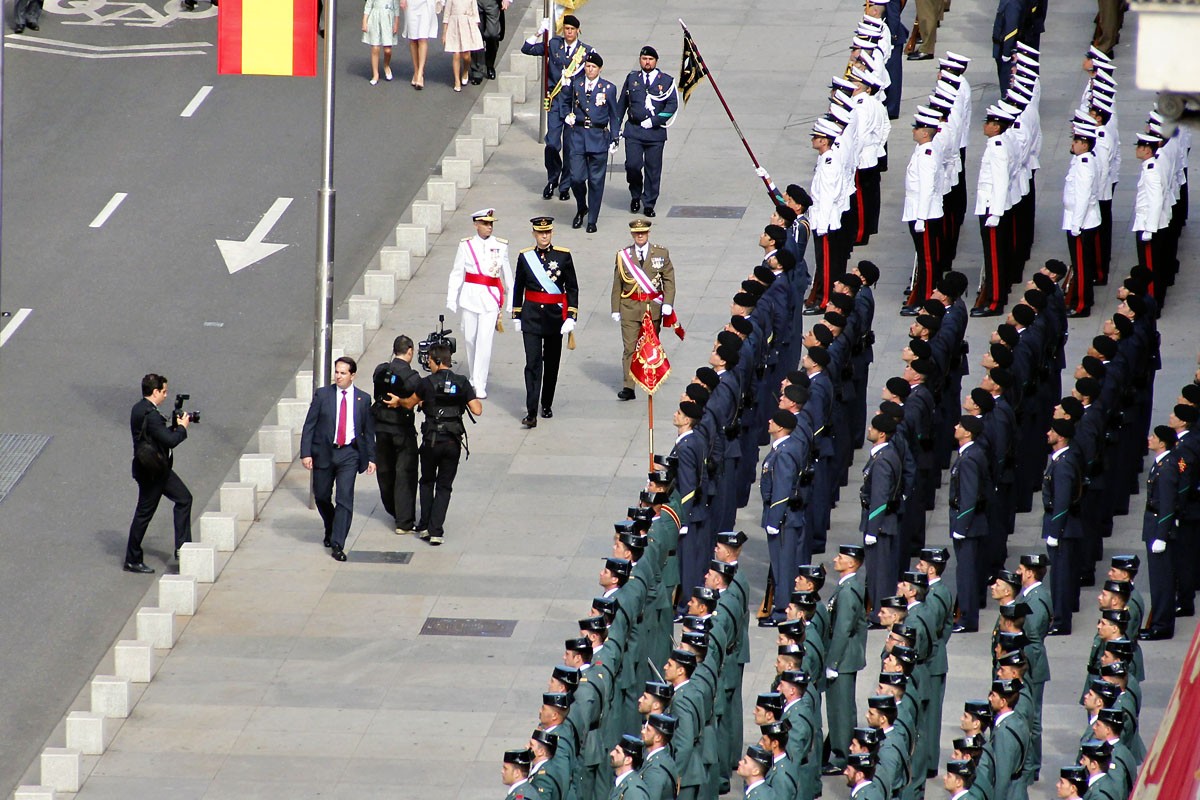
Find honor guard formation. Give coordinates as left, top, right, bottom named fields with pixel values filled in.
left=495, top=4, right=1198, bottom=800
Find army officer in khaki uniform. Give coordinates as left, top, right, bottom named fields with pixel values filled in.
left=610, top=218, right=675, bottom=400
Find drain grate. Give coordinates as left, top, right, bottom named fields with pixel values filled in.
left=0, top=434, right=51, bottom=504
left=349, top=550, right=413, bottom=564
left=667, top=205, right=746, bottom=219
left=419, top=617, right=518, bottom=637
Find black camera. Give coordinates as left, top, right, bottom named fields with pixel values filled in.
left=417, top=315, right=457, bottom=372
left=374, top=367, right=406, bottom=403
left=172, top=394, right=201, bottom=426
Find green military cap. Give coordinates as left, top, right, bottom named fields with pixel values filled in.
left=531, top=728, right=559, bottom=755
left=1099, top=661, right=1128, bottom=678
left=1103, top=638, right=1134, bottom=660
left=668, top=648, right=697, bottom=669
left=953, top=734, right=985, bottom=751
left=1110, top=554, right=1140, bottom=574
left=996, top=649, right=1027, bottom=668
left=681, top=615, right=710, bottom=633
left=990, top=678, right=1021, bottom=695
left=867, top=694, right=896, bottom=712
left=796, top=563, right=827, bottom=586
left=708, top=559, right=737, bottom=580
left=847, top=752, right=876, bottom=772
left=1087, top=679, right=1120, bottom=705
left=646, top=713, right=676, bottom=737
left=1102, top=579, right=1131, bottom=597
left=1096, top=708, right=1125, bottom=731
left=789, top=591, right=818, bottom=609
left=998, top=602, right=1031, bottom=620
left=1080, top=739, right=1113, bottom=762
left=879, top=595, right=907, bottom=610
left=744, top=745, right=772, bottom=773
left=591, top=596, right=618, bottom=622
left=1060, top=765, right=1089, bottom=794
left=715, top=530, right=749, bottom=548
left=900, top=569, right=928, bottom=588
left=996, top=631, right=1028, bottom=651
left=991, top=570, right=1021, bottom=591
left=681, top=631, right=708, bottom=653
left=963, top=700, right=993, bottom=720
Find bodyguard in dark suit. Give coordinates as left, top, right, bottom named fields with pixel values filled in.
left=563, top=51, right=621, bottom=232
left=861, top=414, right=903, bottom=620
left=950, top=415, right=990, bottom=631
left=125, top=373, right=193, bottom=573
left=615, top=46, right=678, bottom=217
left=1141, top=426, right=1180, bottom=639
left=300, top=357, right=377, bottom=561
left=1042, top=418, right=1083, bottom=634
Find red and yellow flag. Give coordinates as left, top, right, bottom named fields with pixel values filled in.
left=218, top=0, right=319, bottom=77
left=630, top=311, right=671, bottom=394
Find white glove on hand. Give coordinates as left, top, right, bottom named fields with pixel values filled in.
left=514, top=319, right=522, bottom=333
left=611, top=312, right=621, bottom=322
left=914, top=220, right=926, bottom=233
left=826, top=668, right=838, bottom=680
left=1141, top=231, right=1153, bottom=242
left=608, top=141, right=620, bottom=155
left=755, top=166, right=768, bottom=178
left=1151, top=539, right=1167, bottom=554
left=640, top=118, right=654, bottom=129
left=564, top=112, right=576, bottom=126
left=559, top=73, right=572, bottom=88
left=537, top=16, right=551, bottom=34
left=864, top=534, right=878, bottom=545
left=985, top=215, right=1000, bottom=228
left=1046, top=536, right=1059, bottom=547
left=952, top=531, right=965, bottom=540
left=1071, top=228, right=1081, bottom=238
left=560, top=318, right=576, bottom=335
left=766, top=526, right=779, bottom=535
left=662, top=303, right=673, bottom=316
left=680, top=525, right=689, bottom=536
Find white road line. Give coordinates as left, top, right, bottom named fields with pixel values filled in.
left=0, top=308, right=33, bottom=348
left=3, top=35, right=212, bottom=50
left=3, top=43, right=208, bottom=58
left=180, top=85, right=213, bottom=118
left=89, top=193, right=129, bottom=228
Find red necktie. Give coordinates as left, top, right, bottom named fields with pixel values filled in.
left=336, top=390, right=348, bottom=446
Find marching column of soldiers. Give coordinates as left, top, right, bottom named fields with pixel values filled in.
left=498, top=5, right=1196, bottom=798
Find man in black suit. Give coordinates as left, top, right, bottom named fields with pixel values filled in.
left=125, top=373, right=193, bottom=574
left=300, top=357, right=377, bottom=561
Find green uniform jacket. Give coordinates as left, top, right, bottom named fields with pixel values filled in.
left=507, top=778, right=535, bottom=800
left=596, top=640, right=627, bottom=753
left=812, top=598, right=832, bottom=649
left=926, top=580, right=954, bottom=677
left=669, top=680, right=709, bottom=787
left=766, top=756, right=797, bottom=800
left=783, top=698, right=819, bottom=799
left=1127, top=588, right=1146, bottom=679
left=532, top=756, right=568, bottom=800
left=573, top=664, right=613, bottom=767
left=987, top=712, right=1029, bottom=800
left=877, top=733, right=912, bottom=798
left=1114, top=690, right=1145, bottom=763
left=1018, top=583, right=1052, bottom=685
left=1082, top=773, right=1121, bottom=800
left=744, top=781, right=778, bottom=800
left=1107, top=739, right=1137, bottom=797
left=638, top=747, right=678, bottom=800
left=608, top=772, right=651, bottom=800
left=827, top=572, right=868, bottom=673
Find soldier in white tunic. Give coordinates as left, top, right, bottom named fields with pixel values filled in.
left=446, top=208, right=514, bottom=398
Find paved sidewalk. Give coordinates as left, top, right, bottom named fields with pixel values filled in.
left=19, top=0, right=1199, bottom=797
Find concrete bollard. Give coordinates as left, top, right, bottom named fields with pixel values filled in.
left=238, top=454, right=276, bottom=493
left=394, top=223, right=429, bottom=257
left=497, top=73, right=526, bottom=103
left=363, top=271, right=398, bottom=305
left=158, top=574, right=197, bottom=616
left=294, top=369, right=314, bottom=400
left=179, top=542, right=218, bottom=583
left=348, top=295, right=382, bottom=330
left=90, top=676, right=131, bottom=719
left=219, top=481, right=257, bottom=522
left=379, top=247, right=414, bottom=279
left=136, top=607, right=176, bottom=649
left=471, top=114, right=501, bottom=147
left=114, top=639, right=155, bottom=682
left=455, top=137, right=486, bottom=170
left=257, top=425, right=295, bottom=463
left=411, top=200, right=444, bottom=235
left=14, top=786, right=57, bottom=800
left=200, top=511, right=239, bottom=551
left=65, top=711, right=107, bottom=755
left=441, top=158, right=474, bottom=189
left=508, top=49, right=536, bottom=80
left=484, top=93, right=514, bottom=125
left=426, top=179, right=459, bottom=211
left=39, top=749, right=81, bottom=793
left=275, top=398, right=309, bottom=434
left=332, top=320, right=364, bottom=358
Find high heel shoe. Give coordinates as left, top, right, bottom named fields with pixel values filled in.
left=461, top=76, right=468, bottom=85
left=384, top=67, right=393, bottom=81
left=370, top=77, right=379, bottom=85
left=453, top=85, right=462, bottom=92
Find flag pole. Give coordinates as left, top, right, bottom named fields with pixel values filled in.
left=647, top=393, right=655, bottom=473
left=311, top=0, right=337, bottom=508
left=539, top=0, right=550, bottom=140
left=678, top=19, right=774, bottom=198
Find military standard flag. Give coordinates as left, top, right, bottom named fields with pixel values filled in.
left=218, top=0, right=319, bottom=77
left=678, top=27, right=707, bottom=105
left=630, top=311, right=671, bottom=394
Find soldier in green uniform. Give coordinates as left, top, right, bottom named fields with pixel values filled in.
left=541, top=691, right=581, bottom=800
left=985, top=679, right=1029, bottom=800
left=1105, top=556, right=1145, bottom=658
left=867, top=694, right=912, bottom=799
left=1095, top=579, right=1144, bottom=680
left=1089, top=709, right=1137, bottom=797
left=796, top=564, right=832, bottom=645
left=876, top=671, right=919, bottom=762
left=949, top=734, right=992, bottom=800
left=917, top=547, right=954, bottom=788
left=824, top=544, right=869, bottom=774
left=638, top=714, right=679, bottom=800
left=664, top=648, right=708, bottom=800
left=1077, top=740, right=1122, bottom=800
left=712, top=531, right=752, bottom=787
left=503, top=748, right=536, bottom=800
left=611, top=218, right=676, bottom=400
left=760, top=721, right=798, bottom=800
left=897, top=569, right=934, bottom=797
left=1098, top=640, right=1141, bottom=712
left=942, top=760, right=978, bottom=800
left=844, top=751, right=887, bottom=800
left=1099, top=664, right=1145, bottom=763
left=737, top=746, right=778, bottom=800
left=1014, top=553, right=1051, bottom=775
left=780, top=670, right=821, bottom=800
left=1080, top=609, right=1129, bottom=702
left=1055, top=765, right=1089, bottom=800
left=573, top=620, right=615, bottom=800
left=1079, top=679, right=1119, bottom=752
left=531, top=729, right=567, bottom=800
left=608, top=736, right=651, bottom=800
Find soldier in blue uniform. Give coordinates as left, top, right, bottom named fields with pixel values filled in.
left=861, top=413, right=904, bottom=622
left=521, top=15, right=591, bottom=200
left=562, top=51, right=620, bottom=233
left=512, top=217, right=580, bottom=428
left=1140, top=425, right=1180, bottom=639
left=1043, top=418, right=1084, bottom=635
left=615, top=46, right=678, bottom=218
left=950, top=415, right=990, bottom=632
left=761, top=410, right=805, bottom=626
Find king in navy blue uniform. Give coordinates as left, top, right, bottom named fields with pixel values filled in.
left=615, top=46, right=679, bottom=218
left=562, top=51, right=621, bottom=233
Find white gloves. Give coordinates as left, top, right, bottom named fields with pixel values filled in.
left=537, top=16, right=550, bottom=34
left=560, top=318, right=576, bottom=335
left=564, top=112, right=577, bottom=126
left=608, top=141, right=619, bottom=155
left=1046, top=536, right=1059, bottom=547
left=755, top=166, right=768, bottom=178
left=1151, top=539, right=1167, bottom=554
left=1141, top=231, right=1153, bottom=242
left=952, top=531, right=965, bottom=540
left=1070, top=228, right=1081, bottom=238
left=766, top=526, right=780, bottom=535
left=662, top=303, right=673, bottom=316
left=640, top=118, right=654, bottom=129
left=865, top=534, right=878, bottom=545
left=914, top=220, right=926, bottom=233
left=611, top=312, right=621, bottom=322
left=559, top=73, right=572, bottom=88
left=680, top=525, right=689, bottom=536
left=826, top=668, right=838, bottom=680
left=514, top=319, right=522, bottom=332
left=985, top=215, right=1000, bottom=228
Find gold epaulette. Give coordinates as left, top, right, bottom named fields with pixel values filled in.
left=497, top=237, right=508, bottom=244
left=553, top=245, right=571, bottom=252
left=520, top=246, right=536, bottom=253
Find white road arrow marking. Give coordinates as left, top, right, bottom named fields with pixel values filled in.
left=217, top=197, right=293, bottom=274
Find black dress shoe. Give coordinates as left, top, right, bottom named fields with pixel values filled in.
left=969, top=307, right=1002, bottom=317
left=182, top=0, right=194, bottom=9
left=617, top=388, right=636, bottom=401
left=323, top=535, right=332, bottom=548
left=1065, top=308, right=1091, bottom=318
left=1080, top=573, right=1096, bottom=587
left=758, top=615, right=783, bottom=628
left=899, top=305, right=919, bottom=316
left=644, top=208, right=656, bottom=217
left=951, top=624, right=978, bottom=634
left=26, top=22, right=38, bottom=29
left=907, top=51, right=934, bottom=61
left=1139, top=628, right=1174, bottom=641
left=1176, top=606, right=1195, bottom=617
left=572, top=212, right=585, bottom=229
left=542, top=182, right=555, bottom=199
left=487, top=68, right=496, bottom=80
left=631, top=198, right=641, bottom=213
left=123, top=562, right=155, bottom=574
left=801, top=304, right=823, bottom=316
left=1046, top=625, right=1071, bottom=636
left=331, top=548, right=347, bottom=562
left=559, top=189, right=571, bottom=201
left=586, top=223, right=597, bottom=233
left=821, top=764, right=844, bottom=777
left=13, top=24, right=23, bottom=32
left=541, top=407, right=553, bottom=419
left=521, top=416, right=537, bottom=428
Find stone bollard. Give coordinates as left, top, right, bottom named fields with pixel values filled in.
left=220, top=481, right=258, bottom=521
left=136, top=607, right=176, bottom=649
left=113, top=639, right=155, bottom=682
left=179, top=542, right=218, bottom=583
left=65, top=711, right=106, bottom=755
left=257, top=425, right=295, bottom=463
left=200, top=511, right=238, bottom=551
left=90, top=675, right=131, bottom=718
left=158, top=574, right=198, bottom=616
left=39, top=749, right=81, bottom=793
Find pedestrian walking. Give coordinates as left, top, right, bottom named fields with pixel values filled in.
left=362, top=0, right=399, bottom=85
left=441, top=0, right=482, bottom=91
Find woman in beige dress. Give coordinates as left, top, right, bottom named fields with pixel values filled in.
left=361, top=0, right=399, bottom=85
left=441, top=0, right=482, bottom=91
left=401, top=0, right=439, bottom=89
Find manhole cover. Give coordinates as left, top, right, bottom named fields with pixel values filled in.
left=667, top=205, right=746, bottom=219
left=349, top=550, right=413, bottom=564
left=0, top=434, right=51, bottom=504
left=419, top=617, right=518, bottom=637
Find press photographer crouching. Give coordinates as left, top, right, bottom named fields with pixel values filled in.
left=372, top=335, right=423, bottom=535
left=125, top=373, right=195, bottom=574
left=411, top=342, right=482, bottom=545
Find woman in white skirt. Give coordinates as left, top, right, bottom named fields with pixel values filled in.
left=401, top=0, right=439, bottom=89
left=441, top=0, right=481, bottom=91
left=362, top=0, right=399, bottom=85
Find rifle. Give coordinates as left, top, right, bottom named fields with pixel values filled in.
left=904, top=20, right=921, bottom=54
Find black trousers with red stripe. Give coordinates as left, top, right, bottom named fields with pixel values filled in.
left=856, top=167, right=883, bottom=242
left=809, top=230, right=843, bottom=309
left=976, top=215, right=1010, bottom=311
left=907, top=219, right=944, bottom=306
left=1136, top=232, right=1165, bottom=300
left=840, top=201, right=859, bottom=258
left=944, top=176, right=967, bottom=264
left=1065, top=227, right=1101, bottom=314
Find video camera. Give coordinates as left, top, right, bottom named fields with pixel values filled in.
left=418, top=315, right=457, bottom=372
left=171, top=394, right=201, bottom=428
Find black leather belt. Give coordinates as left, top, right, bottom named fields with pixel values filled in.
left=581, top=120, right=599, bottom=128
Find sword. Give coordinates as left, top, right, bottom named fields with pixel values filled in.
left=647, top=658, right=666, bottom=683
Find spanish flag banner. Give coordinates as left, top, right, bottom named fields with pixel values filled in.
left=218, top=0, right=319, bottom=77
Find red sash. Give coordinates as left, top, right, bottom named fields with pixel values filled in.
left=525, top=289, right=569, bottom=320
left=465, top=240, right=504, bottom=309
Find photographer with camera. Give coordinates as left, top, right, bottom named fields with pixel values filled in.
left=411, top=342, right=483, bottom=545
left=124, top=373, right=194, bottom=574
left=372, top=335, right=423, bottom=535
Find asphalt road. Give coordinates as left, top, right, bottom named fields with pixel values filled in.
left=0, top=1, right=527, bottom=789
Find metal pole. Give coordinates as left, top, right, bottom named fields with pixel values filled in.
left=313, top=0, right=337, bottom=391
left=539, top=0, right=549, bottom=140
left=647, top=394, right=654, bottom=473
